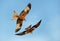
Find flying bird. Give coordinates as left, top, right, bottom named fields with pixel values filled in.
left=12, top=3, right=31, bottom=32
left=15, top=20, right=42, bottom=36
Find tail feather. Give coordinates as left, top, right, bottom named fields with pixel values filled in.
left=12, top=11, right=19, bottom=19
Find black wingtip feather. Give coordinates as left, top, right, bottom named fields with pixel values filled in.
left=37, top=19, right=42, bottom=26
left=15, top=28, right=21, bottom=32
left=39, top=19, right=42, bottom=23
left=28, top=3, right=31, bottom=9
left=32, top=19, right=42, bottom=28
left=15, top=33, right=23, bottom=36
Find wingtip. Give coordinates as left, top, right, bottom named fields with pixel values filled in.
left=15, top=28, right=21, bottom=32
left=37, top=19, right=42, bottom=25
left=15, top=33, right=19, bottom=35
left=28, top=3, right=31, bottom=9
left=38, top=19, right=42, bottom=25
left=40, top=19, right=42, bottom=22
left=15, top=33, right=23, bottom=36
left=39, top=19, right=42, bottom=23
left=15, top=34, right=19, bottom=36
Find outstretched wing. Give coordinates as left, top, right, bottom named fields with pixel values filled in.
left=32, top=20, right=42, bottom=30
left=19, top=3, right=31, bottom=17
left=15, top=25, right=32, bottom=36
left=15, top=18, right=23, bottom=32
left=15, top=31, right=27, bottom=36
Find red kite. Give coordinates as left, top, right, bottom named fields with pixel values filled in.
left=12, top=3, right=31, bottom=32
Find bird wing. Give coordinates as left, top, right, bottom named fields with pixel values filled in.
left=32, top=20, right=42, bottom=30
left=15, top=31, right=28, bottom=36
left=15, top=18, right=23, bottom=32
left=19, top=3, right=31, bottom=18
left=15, top=25, right=32, bottom=36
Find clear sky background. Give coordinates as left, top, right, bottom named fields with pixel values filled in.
left=0, top=0, right=60, bottom=41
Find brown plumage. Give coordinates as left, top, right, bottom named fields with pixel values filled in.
left=12, top=3, right=31, bottom=32
left=15, top=20, right=42, bottom=36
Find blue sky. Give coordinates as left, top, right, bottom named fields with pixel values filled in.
left=0, top=0, right=60, bottom=41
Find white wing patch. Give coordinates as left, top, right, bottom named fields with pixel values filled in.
left=16, top=24, right=20, bottom=29
left=24, top=6, right=30, bottom=12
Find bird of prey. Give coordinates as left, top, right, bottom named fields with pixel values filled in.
left=15, top=20, right=42, bottom=36
left=12, top=3, right=31, bottom=32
